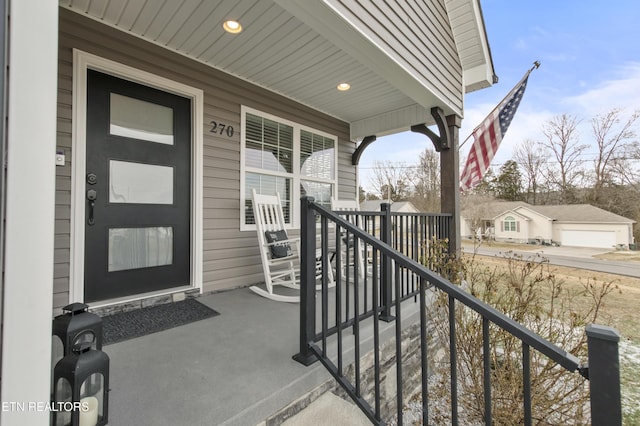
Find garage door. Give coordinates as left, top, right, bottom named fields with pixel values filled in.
left=561, top=230, right=616, bottom=248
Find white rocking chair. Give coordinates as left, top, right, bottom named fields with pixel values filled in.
left=331, top=198, right=368, bottom=281
left=251, top=190, right=334, bottom=303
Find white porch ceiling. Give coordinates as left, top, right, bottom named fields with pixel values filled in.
left=59, top=0, right=494, bottom=140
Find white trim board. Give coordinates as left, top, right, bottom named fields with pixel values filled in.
left=71, top=49, right=204, bottom=305
left=1, top=2, right=59, bottom=424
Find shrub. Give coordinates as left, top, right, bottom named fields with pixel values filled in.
left=422, top=243, right=616, bottom=424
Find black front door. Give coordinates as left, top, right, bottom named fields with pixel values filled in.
left=84, top=70, right=191, bottom=302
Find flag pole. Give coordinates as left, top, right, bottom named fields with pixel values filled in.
left=459, top=60, right=540, bottom=149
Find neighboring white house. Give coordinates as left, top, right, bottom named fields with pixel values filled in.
left=461, top=201, right=636, bottom=248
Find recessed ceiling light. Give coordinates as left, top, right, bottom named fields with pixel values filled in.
left=223, top=20, right=242, bottom=34
left=337, top=83, right=351, bottom=91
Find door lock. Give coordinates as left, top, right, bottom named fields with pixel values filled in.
left=87, top=189, right=97, bottom=225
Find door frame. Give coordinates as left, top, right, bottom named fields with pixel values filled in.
left=71, top=49, right=203, bottom=305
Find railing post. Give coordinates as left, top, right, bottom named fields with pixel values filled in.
left=380, top=202, right=394, bottom=321
left=293, top=196, right=318, bottom=366
left=586, top=324, right=621, bottom=426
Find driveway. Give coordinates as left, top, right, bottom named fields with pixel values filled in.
left=462, top=243, right=640, bottom=278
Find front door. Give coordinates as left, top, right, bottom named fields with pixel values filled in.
left=84, top=70, right=191, bottom=302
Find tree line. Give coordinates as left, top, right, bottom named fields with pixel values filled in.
left=361, top=108, right=640, bottom=242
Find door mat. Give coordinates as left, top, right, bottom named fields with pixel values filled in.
left=102, top=298, right=219, bottom=345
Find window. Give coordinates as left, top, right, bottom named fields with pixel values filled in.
left=110, top=93, right=174, bottom=144
left=503, top=216, right=519, bottom=232
left=241, top=107, right=337, bottom=230
left=300, top=130, right=335, bottom=210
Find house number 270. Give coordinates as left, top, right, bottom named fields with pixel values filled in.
left=209, top=120, right=234, bottom=138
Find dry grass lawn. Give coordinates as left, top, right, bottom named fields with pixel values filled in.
left=595, top=251, right=640, bottom=262
left=468, top=254, right=640, bottom=341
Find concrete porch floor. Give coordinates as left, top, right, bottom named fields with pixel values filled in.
left=104, top=287, right=326, bottom=426
left=103, top=282, right=418, bottom=426
left=103, top=285, right=421, bottom=425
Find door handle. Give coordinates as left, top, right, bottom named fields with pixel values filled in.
left=87, top=189, right=97, bottom=225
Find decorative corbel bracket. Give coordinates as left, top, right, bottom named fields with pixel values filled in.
left=410, top=107, right=450, bottom=152
left=351, top=135, right=377, bottom=166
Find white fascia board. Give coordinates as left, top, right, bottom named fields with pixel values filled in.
left=463, top=0, right=495, bottom=90
left=275, top=0, right=458, bottom=116
left=446, top=0, right=496, bottom=93
left=1, top=1, right=58, bottom=424
left=463, top=63, right=494, bottom=93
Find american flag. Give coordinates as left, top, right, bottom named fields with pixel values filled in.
left=460, top=66, right=535, bottom=191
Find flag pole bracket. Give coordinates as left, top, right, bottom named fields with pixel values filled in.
left=410, top=107, right=450, bottom=152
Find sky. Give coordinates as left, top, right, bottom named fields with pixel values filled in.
left=358, top=0, right=640, bottom=193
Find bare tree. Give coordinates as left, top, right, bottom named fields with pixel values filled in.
left=540, top=114, right=588, bottom=203
left=408, top=148, right=441, bottom=212
left=589, top=108, right=640, bottom=202
left=368, top=160, right=412, bottom=201
left=460, top=194, right=497, bottom=240
left=513, top=139, right=549, bottom=204
left=613, top=140, right=640, bottom=193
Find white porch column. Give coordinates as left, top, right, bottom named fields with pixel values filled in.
left=1, top=0, right=58, bottom=425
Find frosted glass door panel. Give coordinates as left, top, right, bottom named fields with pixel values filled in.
left=108, top=227, right=173, bottom=272
left=110, top=93, right=174, bottom=145
left=109, top=160, right=173, bottom=204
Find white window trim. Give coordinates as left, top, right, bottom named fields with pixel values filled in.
left=240, top=105, right=338, bottom=231
left=504, top=215, right=517, bottom=232
left=71, top=49, right=204, bottom=304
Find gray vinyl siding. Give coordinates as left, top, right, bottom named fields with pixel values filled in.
left=326, top=0, right=463, bottom=111
left=54, top=8, right=354, bottom=309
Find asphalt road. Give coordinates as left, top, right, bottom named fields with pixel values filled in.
left=462, top=244, right=640, bottom=278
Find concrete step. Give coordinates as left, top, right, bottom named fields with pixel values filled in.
left=263, top=392, right=371, bottom=426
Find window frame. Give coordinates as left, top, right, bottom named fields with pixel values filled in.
left=504, top=215, right=518, bottom=232
left=240, top=105, right=338, bottom=231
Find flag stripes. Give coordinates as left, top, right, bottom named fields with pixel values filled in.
left=460, top=65, right=535, bottom=191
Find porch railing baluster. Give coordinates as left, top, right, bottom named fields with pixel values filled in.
left=345, top=225, right=351, bottom=326
left=394, top=263, right=403, bottom=426
left=483, top=317, right=492, bottom=425
left=334, top=220, right=343, bottom=376
left=321, top=215, right=329, bottom=358
left=354, top=234, right=361, bottom=397
left=380, top=203, right=393, bottom=321
left=373, top=248, right=381, bottom=420
left=449, top=295, right=458, bottom=426
left=420, top=276, right=429, bottom=426
left=523, top=342, right=532, bottom=426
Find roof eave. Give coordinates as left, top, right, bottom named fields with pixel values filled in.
left=470, top=0, right=497, bottom=90
left=445, top=0, right=497, bottom=93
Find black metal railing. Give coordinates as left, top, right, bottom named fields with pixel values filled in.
left=334, top=203, right=451, bottom=316
left=293, top=196, right=621, bottom=426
